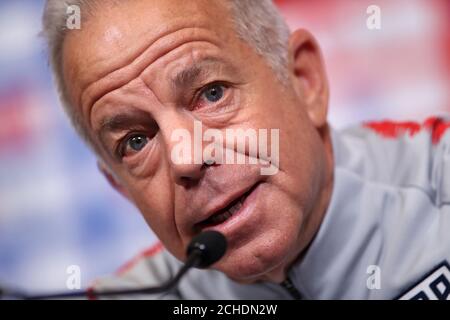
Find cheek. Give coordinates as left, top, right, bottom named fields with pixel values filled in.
left=276, top=112, right=326, bottom=208
left=122, top=172, right=186, bottom=260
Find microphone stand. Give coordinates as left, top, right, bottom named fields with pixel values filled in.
left=1, top=230, right=227, bottom=300
left=22, top=249, right=202, bottom=300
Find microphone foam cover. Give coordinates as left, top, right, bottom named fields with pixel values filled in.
left=187, top=231, right=227, bottom=268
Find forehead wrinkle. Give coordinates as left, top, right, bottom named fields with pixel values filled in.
left=79, top=26, right=223, bottom=130
left=91, top=78, right=163, bottom=135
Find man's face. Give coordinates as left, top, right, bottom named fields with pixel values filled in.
left=62, top=0, right=332, bottom=282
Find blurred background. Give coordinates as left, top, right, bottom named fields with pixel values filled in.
left=0, top=0, right=449, bottom=293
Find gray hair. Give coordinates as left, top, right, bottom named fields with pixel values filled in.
left=41, top=0, right=291, bottom=150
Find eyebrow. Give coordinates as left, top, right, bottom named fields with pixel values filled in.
left=170, top=57, right=232, bottom=89
left=99, top=111, right=152, bottom=137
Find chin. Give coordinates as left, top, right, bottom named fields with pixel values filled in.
left=212, top=228, right=301, bottom=283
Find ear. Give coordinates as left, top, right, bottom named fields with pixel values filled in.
left=288, top=29, right=329, bottom=129
left=97, top=161, right=131, bottom=201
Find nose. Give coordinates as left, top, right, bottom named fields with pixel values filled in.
left=159, top=112, right=211, bottom=186
left=172, top=159, right=205, bottom=186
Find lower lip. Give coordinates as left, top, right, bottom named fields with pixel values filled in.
left=202, top=183, right=262, bottom=237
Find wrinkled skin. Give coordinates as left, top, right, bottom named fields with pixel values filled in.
left=62, top=0, right=334, bottom=283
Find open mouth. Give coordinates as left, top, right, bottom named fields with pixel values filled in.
left=196, top=183, right=259, bottom=230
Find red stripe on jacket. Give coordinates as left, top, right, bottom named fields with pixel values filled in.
left=364, top=116, right=450, bottom=144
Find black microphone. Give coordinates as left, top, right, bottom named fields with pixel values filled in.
left=2, top=231, right=227, bottom=300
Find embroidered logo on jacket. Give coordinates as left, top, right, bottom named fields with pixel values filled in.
left=399, top=261, right=450, bottom=300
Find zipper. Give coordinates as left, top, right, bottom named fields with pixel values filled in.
left=280, top=277, right=302, bottom=300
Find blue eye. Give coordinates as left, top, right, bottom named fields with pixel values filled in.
left=203, top=84, right=224, bottom=102
left=127, top=134, right=148, bottom=152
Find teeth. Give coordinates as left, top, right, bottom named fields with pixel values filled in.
left=210, top=211, right=232, bottom=224
left=228, top=199, right=243, bottom=215
left=205, top=197, right=245, bottom=226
